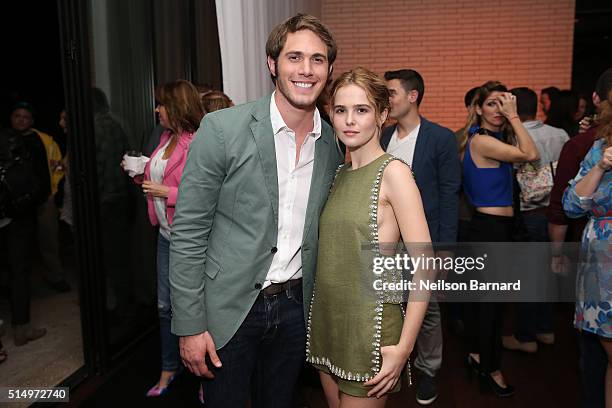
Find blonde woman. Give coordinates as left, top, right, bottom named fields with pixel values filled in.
left=307, top=67, right=432, bottom=407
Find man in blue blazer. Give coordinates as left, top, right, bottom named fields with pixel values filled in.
left=381, top=69, right=460, bottom=405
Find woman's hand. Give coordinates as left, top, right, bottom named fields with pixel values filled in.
left=597, top=146, right=612, bottom=171
left=364, top=344, right=410, bottom=398
left=142, top=180, right=170, bottom=198
left=496, top=92, right=518, bottom=120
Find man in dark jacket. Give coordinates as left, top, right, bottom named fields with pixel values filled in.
left=0, top=126, right=49, bottom=346
left=381, top=69, right=461, bottom=405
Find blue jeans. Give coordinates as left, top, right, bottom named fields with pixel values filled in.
left=516, top=211, right=553, bottom=342
left=202, top=282, right=306, bottom=408
left=157, top=233, right=181, bottom=371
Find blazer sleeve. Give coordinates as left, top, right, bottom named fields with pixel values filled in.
left=167, top=186, right=179, bottom=207
left=436, top=129, right=461, bottom=243
left=169, top=115, right=226, bottom=336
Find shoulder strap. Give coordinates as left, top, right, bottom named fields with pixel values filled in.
left=549, top=161, right=556, bottom=178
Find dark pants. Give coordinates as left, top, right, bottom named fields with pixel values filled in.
left=579, top=331, right=606, bottom=408
left=3, top=215, right=37, bottom=325
left=465, top=212, right=513, bottom=373
left=100, top=201, right=130, bottom=313
left=202, top=282, right=306, bottom=408
left=516, top=210, right=553, bottom=342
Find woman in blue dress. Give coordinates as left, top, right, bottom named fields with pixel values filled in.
left=563, top=89, right=612, bottom=407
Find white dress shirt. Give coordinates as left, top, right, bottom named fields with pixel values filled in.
left=265, top=92, right=321, bottom=286
left=386, top=124, right=421, bottom=166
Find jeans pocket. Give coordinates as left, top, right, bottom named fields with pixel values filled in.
left=288, top=285, right=304, bottom=305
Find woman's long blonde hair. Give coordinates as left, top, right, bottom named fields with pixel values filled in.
left=458, top=81, right=515, bottom=153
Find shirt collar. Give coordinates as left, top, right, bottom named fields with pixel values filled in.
left=270, top=91, right=321, bottom=140
left=524, top=120, right=543, bottom=129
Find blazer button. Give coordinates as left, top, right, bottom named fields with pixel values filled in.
left=254, top=282, right=262, bottom=290
left=270, top=247, right=278, bottom=254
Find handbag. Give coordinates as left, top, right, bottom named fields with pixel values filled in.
left=516, top=161, right=557, bottom=209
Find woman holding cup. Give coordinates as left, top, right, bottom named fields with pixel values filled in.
left=130, top=80, right=204, bottom=397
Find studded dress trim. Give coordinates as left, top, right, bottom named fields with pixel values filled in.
left=306, top=156, right=412, bottom=385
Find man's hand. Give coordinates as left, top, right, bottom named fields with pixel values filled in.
left=179, top=331, right=222, bottom=378
left=551, top=255, right=571, bottom=276
left=578, top=115, right=594, bottom=133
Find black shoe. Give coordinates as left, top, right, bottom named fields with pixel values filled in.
left=416, top=374, right=438, bottom=405
left=465, top=355, right=480, bottom=381
left=479, top=372, right=515, bottom=397
left=44, top=278, right=71, bottom=293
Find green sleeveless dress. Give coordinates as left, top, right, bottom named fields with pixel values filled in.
left=306, top=153, right=411, bottom=397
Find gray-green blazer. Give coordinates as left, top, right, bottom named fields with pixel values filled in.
left=169, top=94, right=343, bottom=348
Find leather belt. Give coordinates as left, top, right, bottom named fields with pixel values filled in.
left=263, top=278, right=302, bottom=296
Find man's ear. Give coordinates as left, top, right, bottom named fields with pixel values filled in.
left=409, top=90, right=419, bottom=104
left=267, top=56, right=277, bottom=78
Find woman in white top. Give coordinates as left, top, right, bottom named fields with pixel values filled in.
left=135, top=80, right=204, bottom=397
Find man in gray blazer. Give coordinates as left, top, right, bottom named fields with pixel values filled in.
left=169, top=14, right=342, bottom=407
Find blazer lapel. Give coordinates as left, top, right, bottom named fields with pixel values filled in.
left=164, top=132, right=191, bottom=177
left=412, top=118, right=429, bottom=177
left=250, top=96, right=279, bottom=224
left=302, top=126, right=331, bottom=243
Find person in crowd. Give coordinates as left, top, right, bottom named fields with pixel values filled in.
left=195, top=83, right=214, bottom=99
left=10, top=102, right=69, bottom=293
left=58, top=110, right=73, bottom=228
left=501, top=87, right=568, bottom=353
left=128, top=80, right=205, bottom=398
left=576, top=93, right=590, bottom=122
left=169, top=14, right=343, bottom=407
left=380, top=68, right=460, bottom=405
left=545, top=89, right=579, bottom=137
left=91, top=87, right=131, bottom=319
left=562, top=87, right=612, bottom=408
left=0, top=125, right=50, bottom=346
left=445, top=86, right=482, bottom=340
left=455, top=87, right=479, bottom=141
left=548, top=67, right=612, bottom=408
left=143, top=84, right=213, bottom=157
left=201, top=90, right=233, bottom=113
left=458, top=81, right=539, bottom=397
left=540, top=86, right=560, bottom=119
left=307, top=67, right=432, bottom=407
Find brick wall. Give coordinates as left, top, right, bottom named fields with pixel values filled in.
left=322, top=0, right=575, bottom=130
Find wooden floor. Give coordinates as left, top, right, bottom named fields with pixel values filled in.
left=79, top=303, right=581, bottom=407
